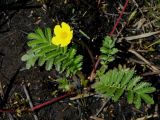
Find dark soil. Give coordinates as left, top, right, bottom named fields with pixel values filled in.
left=0, top=0, right=160, bottom=120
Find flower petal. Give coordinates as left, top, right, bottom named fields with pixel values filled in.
left=60, top=38, right=71, bottom=47
left=54, top=36, right=70, bottom=47
left=61, top=22, right=71, bottom=31
left=54, top=25, right=61, bottom=36
left=52, top=36, right=61, bottom=46
left=67, top=30, right=73, bottom=41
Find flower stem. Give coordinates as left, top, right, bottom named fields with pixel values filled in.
left=0, top=93, right=73, bottom=113
left=109, top=0, right=129, bottom=36
left=31, top=93, right=72, bottom=111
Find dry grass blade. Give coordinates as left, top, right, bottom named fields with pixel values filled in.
left=90, top=116, right=104, bottom=120
left=128, top=49, right=160, bottom=72
left=136, top=114, right=158, bottom=120
left=118, top=31, right=160, bottom=42
left=0, top=80, right=3, bottom=97
left=70, top=93, right=94, bottom=100
left=23, top=85, right=39, bottom=120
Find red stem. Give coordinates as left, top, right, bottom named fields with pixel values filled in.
left=88, top=0, right=129, bottom=81
left=31, top=93, right=71, bottom=111
left=109, top=0, right=129, bottom=36
left=0, top=93, right=72, bottom=113
left=0, top=109, right=14, bottom=113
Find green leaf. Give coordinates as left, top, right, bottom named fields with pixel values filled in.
left=27, top=33, right=42, bottom=40
left=108, top=69, right=116, bottom=85
left=26, top=57, right=38, bottom=69
left=134, top=94, right=141, bottom=109
left=55, top=63, right=61, bottom=72
left=27, top=39, right=46, bottom=47
left=21, top=54, right=33, bottom=61
left=32, top=43, right=50, bottom=52
left=111, top=69, right=119, bottom=84
left=113, top=88, right=124, bottom=102
left=45, top=58, right=54, bottom=70
left=36, top=46, right=57, bottom=56
left=61, top=60, right=73, bottom=72
left=73, top=55, right=83, bottom=64
left=93, top=67, right=156, bottom=109
left=140, top=94, right=154, bottom=104
left=26, top=60, right=32, bottom=69
left=127, top=91, right=134, bottom=104
left=45, top=27, right=52, bottom=42
left=138, top=87, right=156, bottom=94
left=114, top=69, right=125, bottom=85
left=110, top=48, right=118, bottom=54
left=134, top=82, right=151, bottom=91
left=69, top=48, right=76, bottom=59
left=100, top=47, right=110, bottom=54
left=58, top=79, right=70, bottom=91
left=104, top=36, right=114, bottom=48
left=54, top=55, right=67, bottom=65
left=121, top=69, right=134, bottom=87
left=127, top=76, right=142, bottom=90
left=38, top=56, right=46, bottom=66
left=100, top=36, right=118, bottom=65
left=45, top=51, right=62, bottom=60
left=35, top=27, right=47, bottom=42
left=62, top=47, right=67, bottom=53
left=107, top=86, right=117, bottom=96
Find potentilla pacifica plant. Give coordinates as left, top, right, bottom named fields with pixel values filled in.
left=21, top=22, right=156, bottom=109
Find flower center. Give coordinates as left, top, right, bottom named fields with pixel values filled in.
left=60, top=31, right=68, bottom=39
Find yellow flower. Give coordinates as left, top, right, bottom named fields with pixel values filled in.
left=52, top=22, right=73, bottom=47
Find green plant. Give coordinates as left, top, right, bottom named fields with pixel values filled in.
left=100, top=36, right=118, bottom=65
left=96, top=36, right=118, bottom=77
left=21, top=27, right=83, bottom=77
left=21, top=23, right=156, bottom=109
left=57, top=78, right=71, bottom=92
left=93, top=66, right=156, bottom=109
left=93, top=36, right=155, bottom=109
